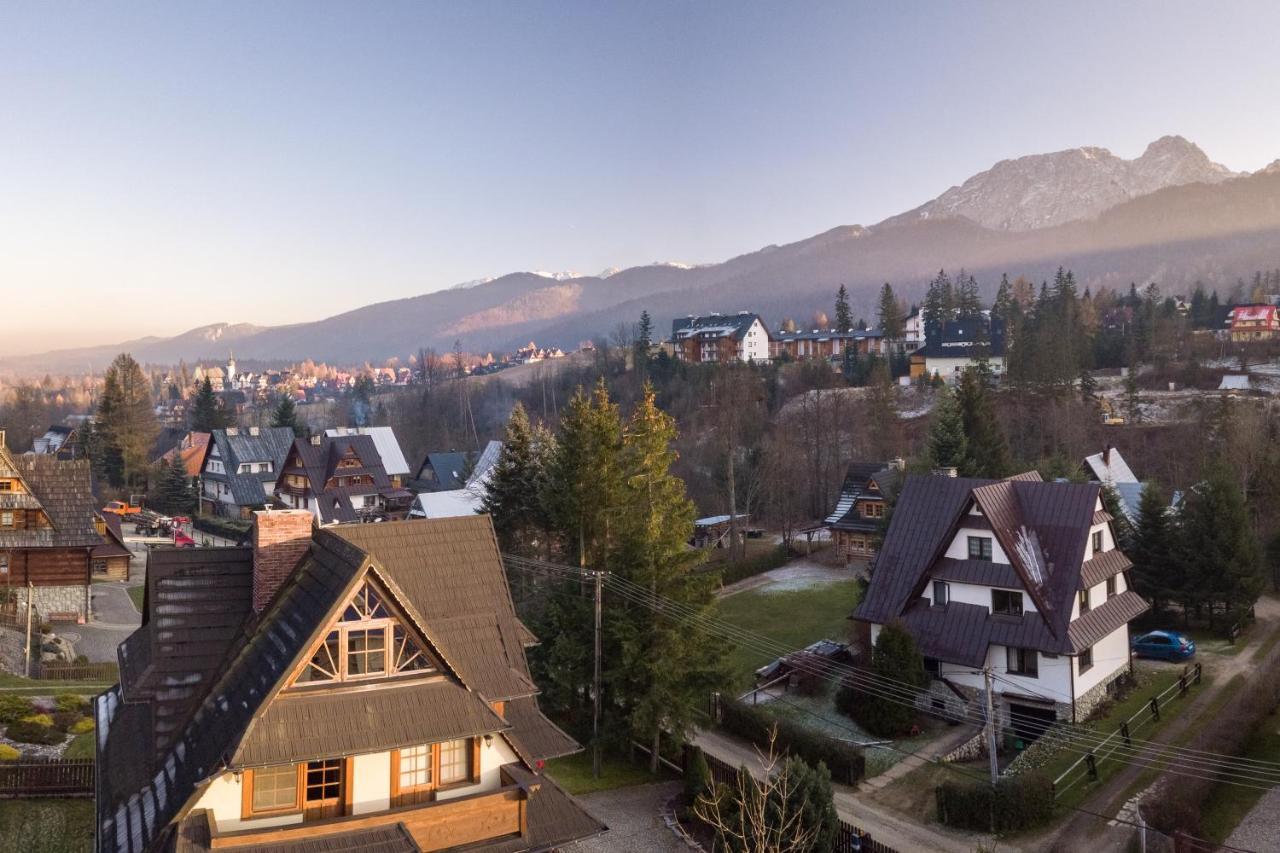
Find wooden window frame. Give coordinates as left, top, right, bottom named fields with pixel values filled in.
left=1006, top=647, right=1039, bottom=678
left=1106, top=575, right=1117, bottom=599
left=390, top=738, right=482, bottom=806
left=1092, top=530, right=1104, bottom=554
left=1078, top=588, right=1091, bottom=615
left=968, top=536, right=993, bottom=561
left=1078, top=646, right=1094, bottom=674
left=242, top=764, right=303, bottom=818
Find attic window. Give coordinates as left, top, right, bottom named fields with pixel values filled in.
left=0, top=481, right=11, bottom=491
left=292, top=578, right=437, bottom=687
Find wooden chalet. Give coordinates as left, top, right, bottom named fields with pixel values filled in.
left=275, top=434, right=415, bottom=525
left=198, top=427, right=296, bottom=519
left=825, top=460, right=903, bottom=563
left=0, top=430, right=108, bottom=622
left=96, top=511, right=603, bottom=853
left=92, top=513, right=133, bottom=582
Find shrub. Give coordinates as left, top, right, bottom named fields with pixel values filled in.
left=0, top=744, right=19, bottom=761
left=51, top=711, right=82, bottom=732
left=38, top=622, right=53, bottom=635
left=69, top=717, right=95, bottom=735
left=936, top=772, right=1054, bottom=832
left=684, top=745, right=712, bottom=806
left=715, top=545, right=790, bottom=586
left=719, top=697, right=866, bottom=784
left=0, top=695, right=33, bottom=724
left=73, top=654, right=89, bottom=666
left=54, top=694, right=88, bottom=714
left=6, top=718, right=64, bottom=745
left=838, top=621, right=927, bottom=737
left=22, top=713, right=54, bottom=729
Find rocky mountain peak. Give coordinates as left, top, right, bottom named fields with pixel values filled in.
left=891, top=135, right=1240, bottom=232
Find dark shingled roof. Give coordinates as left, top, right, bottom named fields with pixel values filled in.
left=416, top=451, right=473, bottom=492
left=1079, top=549, right=1133, bottom=590
left=825, top=462, right=901, bottom=532
left=856, top=473, right=1148, bottom=660
left=173, top=811, right=420, bottom=853
left=203, top=427, right=296, bottom=507
left=461, top=764, right=607, bottom=853
left=671, top=312, right=764, bottom=342
left=93, top=513, right=133, bottom=560
left=502, top=696, right=581, bottom=763
left=283, top=434, right=393, bottom=524
left=0, top=453, right=103, bottom=548
left=98, top=516, right=588, bottom=853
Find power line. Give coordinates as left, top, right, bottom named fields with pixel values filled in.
left=505, top=555, right=1280, bottom=788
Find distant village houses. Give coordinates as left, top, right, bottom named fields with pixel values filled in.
left=1226, top=303, right=1280, bottom=341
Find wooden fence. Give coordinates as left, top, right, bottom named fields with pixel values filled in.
left=0, top=758, right=94, bottom=798
left=29, top=661, right=119, bottom=682
left=1053, top=662, right=1203, bottom=798
left=692, top=745, right=898, bottom=853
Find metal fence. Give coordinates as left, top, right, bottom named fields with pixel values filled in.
left=1053, top=662, right=1203, bottom=798
left=0, top=758, right=94, bottom=798
left=29, top=661, right=119, bottom=682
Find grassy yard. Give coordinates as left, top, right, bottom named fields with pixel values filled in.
left=63, top=731, right=95, bottom=760
left=715, top=579, right=863, bottom=691
left=0, top=799, right=94, bottom=853
left=1032, top=666, right=1202, bottom=812
left=544, top=750, right=676, bottom=796
left=0, top=673, right=110, bottom=697
left=126, top=585, right=145, bottom=612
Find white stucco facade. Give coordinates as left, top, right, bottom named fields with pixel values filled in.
left=738, top=318, right=770, bottom=362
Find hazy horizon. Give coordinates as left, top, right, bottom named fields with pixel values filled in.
left=4, top=1, right=1280, bottom=356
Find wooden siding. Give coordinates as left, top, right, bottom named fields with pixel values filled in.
left=209, top=784, right=524, bottom=850
left=8, top=547, right=91, bottom=587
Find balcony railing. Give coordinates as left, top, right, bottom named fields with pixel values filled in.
left=208, top=781, right=527, bottom=851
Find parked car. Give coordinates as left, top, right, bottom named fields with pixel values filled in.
left=1131, top=630, right=1196, bottom=661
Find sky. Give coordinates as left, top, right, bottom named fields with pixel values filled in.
left=3, top=1, right=1280, bottom=356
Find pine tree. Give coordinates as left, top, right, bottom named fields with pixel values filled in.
left=612, top=384, right=726, bottom=771
left=957, top=367, right=1009, bottom=478
left=1176, top=466, right=1263, bottom=622
left=545, top=380, right=624, bottom=569
left=271, top=394, right=303, bottom=437
left=96, top=353, right=159, bottom=490
left=992, top=273, right=1015, bottom=324
left=837, top=621, right=925, bottom=737
left=190, top=378, right=228, bottom=432
left=1130, top=482, right=1173, bottom=613
left=865, top=361, right=900, bottom=459
left=153, top=457, right=195, bottom=516
left=481, top=403, right=554, bottom=555
left=834, top=285, right=853, bottom=332
left=955, top=272, right=982, bottom=317
left=877, top=283, right=905, bottom=342
left=926, top=385, right=967, bottom=471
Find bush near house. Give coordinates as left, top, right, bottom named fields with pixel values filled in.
left=0, top=696, right=34, bottom=724
left=68, top=718, right=95, bottom=735
left=53, top=694, right=88, bottom=714
left=718, top=696, right=866, bottom=784
left=192, top=515, right=253, bottom=542
left=6, top=717, right=64, bottom=745
left=936, top=772, right=1055, bottom=832
left=0, top=744, right=19, bottom=761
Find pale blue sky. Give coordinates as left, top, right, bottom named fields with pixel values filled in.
left=3, top=1, right=1280, bottom=355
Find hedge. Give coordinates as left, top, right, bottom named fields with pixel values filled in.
left=935, top=773, right=1055, bottom=832
left=718, top=696, right=866, bottom=784
left=0, top=696, right=33, bottom=725
left=193, top=515, right=253, bottom=542
left=714, top=545, right=791, bottom=587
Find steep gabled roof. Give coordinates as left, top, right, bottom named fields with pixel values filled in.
left=285, top=434, right=393, bottom=524
left=1082, top=448, right=1139, bottom=486
left=825, top=462, right=900, bottom=530
left=203, top=427, right=295, bottom=507
left=854, top=473, right=1141, bottom=658
left=671, top=312, right=764, bottom=341
left=0, top=452, right=103, bottom=549
left=323, top=427, right=410, bottom=478
left=97, top=516, right=579, bottom=853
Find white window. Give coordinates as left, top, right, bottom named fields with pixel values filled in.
left=439, top=739, right=470, bottom=785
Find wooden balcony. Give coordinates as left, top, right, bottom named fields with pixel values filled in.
left=208, top=781, right=528, bottom=851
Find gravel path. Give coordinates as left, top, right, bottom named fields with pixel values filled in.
left=1225, top=786, right=1280, bottom=852
left=562, top=781, right=688, bottom=852
left=718, top=557, right=858, bottom=597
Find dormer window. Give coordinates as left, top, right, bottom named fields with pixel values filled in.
left=992, top=589, right=1023, bottom=616
left=968, top=536, right=993, bottom=561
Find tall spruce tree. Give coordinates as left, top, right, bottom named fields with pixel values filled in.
left=1176, top=465, right=1263, bottom=622
left=545, top=379, right=624, bottom=569
left=190, top=378, right=228, bottom=432
left=96, top=353, right=159, bottom=490
left=834, top=285, right=853, bottom=332
left=956, top=367, right=1009, bottom=478
left=153, top=457, right=195, bottom=516
left=926, top=385, right=967, bottom=471
left=481, top=403, right=554, bottom=555
left=1130, top=482, right=1174, bottom=613
left=877, top=283, right=905, bottom=341
left=271, top=394, right=303, bottom=436
left=612, top=385, right=727, bottom=771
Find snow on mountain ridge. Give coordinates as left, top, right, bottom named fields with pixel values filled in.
left=894, top=135, right=1241, bottom=232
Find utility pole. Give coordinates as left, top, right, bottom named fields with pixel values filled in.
left=984, top=666, right=999, bottom=785
left=591, top=569, right=604, bottom=780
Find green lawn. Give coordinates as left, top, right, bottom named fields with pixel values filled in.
left=64, top=731, right=95, bottom=760
left=126, top=585, right=145, bottom=612
left=0, top=799, right=94, bottom=853
left=715, top=579, right=863, bottom=691
left=0, top=673, right=110, bottom=697
left=544, top=750, right=676, bottom=796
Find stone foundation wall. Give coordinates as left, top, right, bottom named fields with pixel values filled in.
left=12, top=585, right=88, bottom=622
left=1073, top=665, right=1129, bottom=721
left=941, top=729, right=987, bottom=763
left=0, top=624, right=25, bottom=675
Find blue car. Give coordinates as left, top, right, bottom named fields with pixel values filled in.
left=1131, top=630, right=1196, bottom=661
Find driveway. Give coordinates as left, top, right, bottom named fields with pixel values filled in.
left=563, top=781, right=688, bottom=853
left=718, top=557, right=858, bottom=597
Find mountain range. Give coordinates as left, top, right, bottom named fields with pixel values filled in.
left=8, top=135, right=1280, bottom=375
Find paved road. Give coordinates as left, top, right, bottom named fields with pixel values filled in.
left=562, top=781, right=688, bottom=853
left=75, top=583, right=141, bottom=662
left=1226, top=785, right=1280, bottom=852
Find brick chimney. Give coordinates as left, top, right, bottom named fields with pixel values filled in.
left=252, top=509, right=313, bottom=612
left=1103, top=445, right=1112, bottom=465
